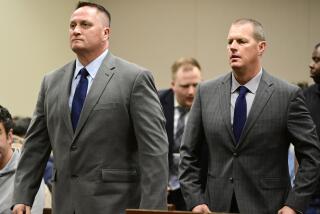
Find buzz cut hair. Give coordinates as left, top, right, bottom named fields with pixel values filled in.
left=76, top=1, right=111, bottom=26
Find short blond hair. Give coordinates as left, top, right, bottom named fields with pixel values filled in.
left=232, top=18, right=266, bottom=42
left=171, top=57, right=201, bottom=80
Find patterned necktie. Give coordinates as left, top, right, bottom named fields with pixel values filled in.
left=174, top=106, right=189, bottom=152
left=71, top=68, right=89, bottom=130
left=233, top=86, right=249, bottom=143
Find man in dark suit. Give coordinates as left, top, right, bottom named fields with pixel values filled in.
left=304, top=42, right=320, bottom=212
left=179, top=18, right=320, bottom=214
left=12, top=2, right=168, bottom=214
left=159, top=57, right=202, bottom=210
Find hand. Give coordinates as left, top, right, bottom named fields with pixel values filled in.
left=192, top=204, right=211, bottom=213
left=278, top=206, right=297, bottom=214
left=12, top=204, right=31, bottom=214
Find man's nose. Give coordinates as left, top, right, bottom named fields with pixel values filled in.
left=187, top=86, right=196, bottom=95
left=229, top=40, right=238, bottom=50
left=72, top=25, right=81, bottom=35
left=309, top=62, right=314, bottom=70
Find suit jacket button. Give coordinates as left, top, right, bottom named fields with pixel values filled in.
left=71, top=145, right=77, bottom=151
left=229, top=177, right=234, bottom=183
left=233, top=152, right=238, bottom=157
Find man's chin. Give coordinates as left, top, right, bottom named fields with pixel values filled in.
left=312, top=76, right=320, bottom=84
left=71, top=46, right=85, bottom=54
left=230, top=63, right=242, bottom=70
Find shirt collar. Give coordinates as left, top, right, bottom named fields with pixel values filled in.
left=231, top=68, right=263, bottom=94
left=174, top=94, right=180, bottom=108
left=73, top=49, right=109, bottom=80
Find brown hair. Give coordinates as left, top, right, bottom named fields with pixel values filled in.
left=76, top=1, right=111, bottom=26
left=171, top=57, right=201, bottom=80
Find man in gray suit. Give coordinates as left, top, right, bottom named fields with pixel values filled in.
left=179, top=18, right=320, bottom=214
left=12, top=2, right=168, bottom=214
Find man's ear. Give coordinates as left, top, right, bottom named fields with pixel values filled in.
left=104, top=27, right=111, bottom=40
left=258, top=41, right=267, bottom=56
left=7, top=129, right=13, bottom=146
left=171, top=80, right=176, bottom=91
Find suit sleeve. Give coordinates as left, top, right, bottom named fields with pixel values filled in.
left=13, top=76, right=52, bottom=207
left=130, top=70, right=169, bottom=210
left=285, top=88, right=320, bottom=211
left=179, top=84, right=206, bottom=210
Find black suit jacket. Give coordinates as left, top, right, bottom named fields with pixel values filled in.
left=158, top=89, right=207, bottom=191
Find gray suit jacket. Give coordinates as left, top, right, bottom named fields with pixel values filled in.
left=179, top=70, right=320, bottom=213
left=13, top=53, right=169, bottom=214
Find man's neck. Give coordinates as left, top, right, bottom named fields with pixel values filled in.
left=233, top=65, right=261, bottom=85
left=76, top=47, right=108, bottom=66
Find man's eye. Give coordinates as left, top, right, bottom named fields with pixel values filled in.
left=314, top=58, right=320, bottom=63
left=81, top=22, right=91, bottom=28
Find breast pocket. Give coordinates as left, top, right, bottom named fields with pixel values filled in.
left=93, top=102, right=121, bottom=111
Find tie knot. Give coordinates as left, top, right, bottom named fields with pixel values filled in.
left=238, top=86, right=249, bottom=96
left=79, top=68, right=89, bottom=78
left=177, top=106, right=189, bottom=115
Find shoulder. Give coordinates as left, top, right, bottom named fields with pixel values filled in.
left=107, top=54, right=150, bottom=76
left=262, top=71, right=300, bottom=93
left=303, top=84, right=318, bottom=95
left=199, top=72, right=231, bottom=91
left=41, top=60, right=75, bottom=84
left=158, top=88, right=173, bottom=99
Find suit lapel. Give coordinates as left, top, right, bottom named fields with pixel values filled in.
left=73, top=53, right=115, bottom=139
left=60, top=61, right=76, bottom=138
left=163, top=90, right=174, bottom=145
left=238, top=70, right=274, bottom=145
left=219, top=73, right=236, bottom=145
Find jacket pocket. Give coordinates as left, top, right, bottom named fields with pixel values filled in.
left=260, top=177, right=288, bottom=189
left=101, top=168, right=138, bottom=182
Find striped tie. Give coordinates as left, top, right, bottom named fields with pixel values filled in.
left=174, top=106, right=189, bottom=152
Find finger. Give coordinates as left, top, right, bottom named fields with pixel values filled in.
left=25, top=206, right=31, bottom=214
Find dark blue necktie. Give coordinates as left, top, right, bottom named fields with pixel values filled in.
left=233, top=86, right=249, bottom=143
left=71, top=68, right=89, bottom=130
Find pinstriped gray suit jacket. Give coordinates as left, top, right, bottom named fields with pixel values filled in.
left=13, top=53, right=169, bottom=214
left=179, top=70, right=320, bottom=213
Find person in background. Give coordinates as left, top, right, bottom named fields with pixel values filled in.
left=0, top=105, right=45, bottom=214
left=179, top=18, right=320, bottom=214
left=304, top=42, right=320, bottom=214
left=159, top=57, right=207, bottom=210
left=12, top=2, right=168, bottom=214
left=12, top=116, right=31, bottom=138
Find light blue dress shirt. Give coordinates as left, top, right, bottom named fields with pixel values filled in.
left=68, top=49, right=109, bottom=109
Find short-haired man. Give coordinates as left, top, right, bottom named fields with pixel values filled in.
left=159, top=57, right=205, bottom=210
left=304, top=42, right=320, bottom=211
left=0, top=105, right=45, bottom=214
left=179, top=19, right=320, bottom=214
left=12, top=2, right=168, bottom=214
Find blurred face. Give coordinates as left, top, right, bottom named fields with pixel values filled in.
left=227, top=23, right=266, bottom=74
left=69, top=6, right=110, bottom=56
left=172, top=65, right=201, bottom=108
left=309, top=46, right=320, bottom=84
left=0, top=123, right=13, bottom=169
